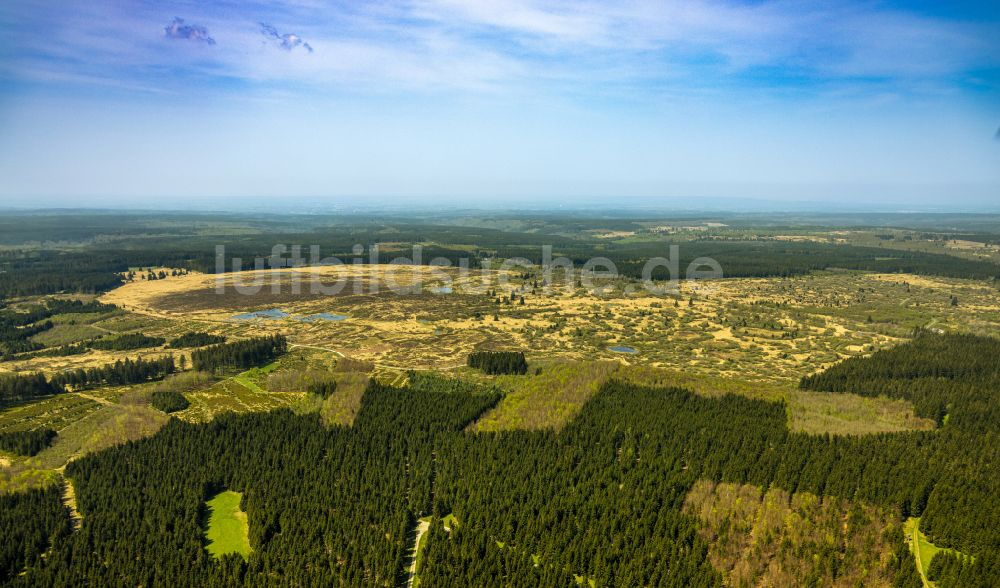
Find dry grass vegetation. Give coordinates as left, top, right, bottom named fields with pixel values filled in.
left=174, top=379, right=304, bottom=424
left=94, top=266, right=1000, bottom=384
left=471, top=361, right=619, bottom=431
left=2, top=263, right=993, bottom=495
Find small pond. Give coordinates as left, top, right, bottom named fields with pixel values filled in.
left=608, top=345, right=638, bottom=354
left=232, top=309, right=289, bottom=320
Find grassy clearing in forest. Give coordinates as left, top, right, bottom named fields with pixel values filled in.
left=203, top=490, right=251, bottom=561
left=471, top=361, right=620, bottom=431
left=466, top=360, right=935, bottom=435
left=905, top=517, right=967, bottom=587
left=175, top=378, right=304, bottom=424
left=25, top=401, right=169, bottom=470
left=0, top=394, right=169, bottom=493
left=30, top=323, right=105, bottom=347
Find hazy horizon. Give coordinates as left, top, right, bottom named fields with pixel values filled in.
left=3, top=194, right=1000, bottom=215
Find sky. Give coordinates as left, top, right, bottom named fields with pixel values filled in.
left=0, top=0, right=998, bottom=211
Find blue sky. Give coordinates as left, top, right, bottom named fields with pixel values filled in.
left=0, top=0, right=998, bottom=209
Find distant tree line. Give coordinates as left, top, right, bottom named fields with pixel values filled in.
left=20, top=342, right=90, bottom=361
left=494, top=240, right=1000, bottom=281
left=5, top=223, right=1000, bottom=300
left=467, top=351, right=528, bottom=375
left=42, top=299, right=116, bottom=315
left=190, top=336, right=287, bottom=373
left=0, top=251, right=130, bottom=298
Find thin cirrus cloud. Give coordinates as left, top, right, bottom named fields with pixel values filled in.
left=260, top=23, right=313, bottom=53
left=163, top=16, right=216, bottom=45
left=410, top=0, right=997, bottom=79
left=0, top=0, right=997, bottom=98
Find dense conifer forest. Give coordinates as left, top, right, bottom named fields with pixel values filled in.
left=467, top=350, right=529, bottom=375
left=50, top=356, right=176, bottom=390
left=800, top=331, right=1000, bottom=429
left=0, top=429, right=56, bottom=457
left=0, top=485, right=71, bottom=583
left=190, top=336, right=288, bottom=373
left=3, top=336, right=998, bottom=586
left=168, top=332, right=227, bottom=348
left=89, top=333, right=165, bottom=351
left=149, top=390, right=190, bottom=413
left=2, top=382, right=500, bottom=586
left=0, top=373, right=62, bottom=406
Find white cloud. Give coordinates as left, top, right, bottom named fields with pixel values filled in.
left=0, top=0, right=996, bottom=97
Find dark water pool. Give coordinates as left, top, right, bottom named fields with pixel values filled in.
left=232, top=309, right=289, bottom=320
left=608, top=345, right=638, bottom=354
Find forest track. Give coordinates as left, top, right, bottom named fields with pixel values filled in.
left=403, top=518, right=430, bottom=588
left=61, top=477, right=82, bottom=531
left=911, top=523, right=928, bottom=587
left=74, top=392, right=114, bottom=407
left=288, top=343, right=345, bottom=358
left=907, top=518, right=933, bottom=588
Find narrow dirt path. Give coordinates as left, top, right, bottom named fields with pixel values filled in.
left=288, top=343, right=345, bottom=358
left=404, top=519, right=431, bottom=588
left=74, top=392, right=115, bottom=407
left=61, top=477, right=82, bottom=531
